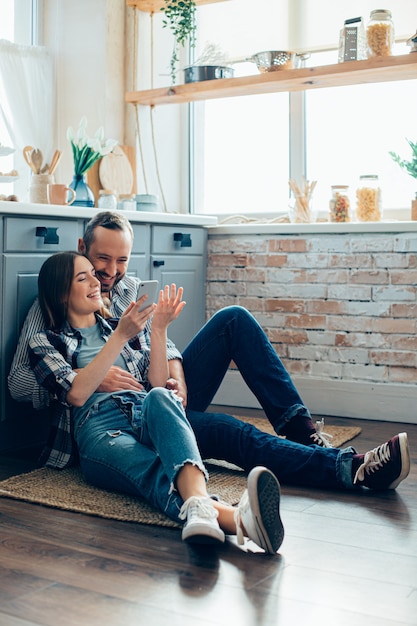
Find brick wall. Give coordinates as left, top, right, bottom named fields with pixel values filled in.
left=207, top=231, right=417, bottom=390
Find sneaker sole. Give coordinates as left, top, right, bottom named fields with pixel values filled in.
left=182, top=524, right=225, bottom=545
left=388, top=432, right=410, bottom=489
left=247, top=467, right=284, bottom=554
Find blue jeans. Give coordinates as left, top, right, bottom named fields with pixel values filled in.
left=73, top=387, right=208, bottom=522
left=182, top=306, right=356, bottom=490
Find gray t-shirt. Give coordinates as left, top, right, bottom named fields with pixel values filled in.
left=73, top=323, right=129, bottom=422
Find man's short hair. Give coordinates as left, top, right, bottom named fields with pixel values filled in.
left=83, top=211, right=134, bottom=253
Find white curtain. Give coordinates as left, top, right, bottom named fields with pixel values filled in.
left=0, top=39, right=55, bottom=161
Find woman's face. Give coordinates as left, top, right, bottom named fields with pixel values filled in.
left=67, top=255, right=102, bottom=325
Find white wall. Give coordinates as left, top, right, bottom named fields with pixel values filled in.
left=43, top=0, right=126, bottom=188
left=41, top=0, right=186, bottom=212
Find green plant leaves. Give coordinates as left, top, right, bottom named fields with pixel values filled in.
left=389, top=139, right=417, bottom=180
left=161, top=0, right=196, bottom=84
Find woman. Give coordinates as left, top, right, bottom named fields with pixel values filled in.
left=28, top=251, right=284, bottom=554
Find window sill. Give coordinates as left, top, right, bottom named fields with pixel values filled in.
left=207, top=220, right=417, bottom=235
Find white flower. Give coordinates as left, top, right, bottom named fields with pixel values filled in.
left=67, top=118, right=118, bottom=176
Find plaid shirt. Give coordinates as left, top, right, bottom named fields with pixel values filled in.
left=10, top=275, right=182, bottom=468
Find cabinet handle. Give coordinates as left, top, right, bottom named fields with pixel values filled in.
left=173, top=232, right=192, bottom=247
left=35, top=226, right=59, bottom=245
left=153, top=259, right=165, bottom=267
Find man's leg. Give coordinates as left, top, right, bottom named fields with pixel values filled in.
left=183, top=305, right=310, bottom=434
left=187, top=409, right=354, bottom=490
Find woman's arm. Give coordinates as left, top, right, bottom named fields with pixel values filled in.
left=66, top=302, right=154, bottom=407
left=147, top=285, right=186, bottom=388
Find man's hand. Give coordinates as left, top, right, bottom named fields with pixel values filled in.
left=165, top=377, right=188, bottom=407
left=96, top=366, right=145, bottom=393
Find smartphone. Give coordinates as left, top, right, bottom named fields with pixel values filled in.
left=136, top=280, right=159, bottom=312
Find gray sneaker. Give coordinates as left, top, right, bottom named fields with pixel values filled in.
left=179, top=496, right=225, bottom=545
left=234, top=466, right=284, bottom=554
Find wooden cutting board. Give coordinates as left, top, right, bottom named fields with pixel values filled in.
left=98, top=145, right=134, bottom=198
left=87, top=146, right=137, bottom=206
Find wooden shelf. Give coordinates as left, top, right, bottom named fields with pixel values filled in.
left=126, top=54, right=417, bottom=106
left=127, top=0, right=227, bottom=12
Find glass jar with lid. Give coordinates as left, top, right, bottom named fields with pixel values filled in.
left=329, top=185, right=351, bottom=222
left=356, top=175, right=382, bottom=222
left=98, top=189, right=117, bottom=210
left=366, top=9, right=394, bottom=57
left=118, top=194, right=136, bottom=211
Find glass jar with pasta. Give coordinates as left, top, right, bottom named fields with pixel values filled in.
left=329, top=185, right=351, bottom=222
left=366, top=9, right=394, bottom=57
left=356, top=175, right=382, bottom=222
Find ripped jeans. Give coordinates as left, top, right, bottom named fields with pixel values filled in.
left=73, top=387, right=207, bottom=522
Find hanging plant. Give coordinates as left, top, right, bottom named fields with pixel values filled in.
left=161, top=0, right=197, bottom=84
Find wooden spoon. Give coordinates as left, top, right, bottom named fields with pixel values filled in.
left=31, top=148, right=43, bottom=174
left=49, top=150, right=62, bottom=175
left=23, top=145, right=37, bottom=174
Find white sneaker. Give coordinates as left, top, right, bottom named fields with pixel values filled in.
left=234, top=466, right=284, bottom=554
left=179, top=496, right=225, bottom=545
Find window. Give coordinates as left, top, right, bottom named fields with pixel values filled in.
left=0, top=0, right=43, bottom=199
left=191, top=0, right=417, bottom=219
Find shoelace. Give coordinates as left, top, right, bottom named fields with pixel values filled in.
left=178, top=496, right=218, bottom=522
left=353, top=441, right=391, bottom=484
left=233, top=491, right=248, bottom=546
left=310, top=419, right=333, bottom=448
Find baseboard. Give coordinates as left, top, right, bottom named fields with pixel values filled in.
left=212, top=370, right=417, bottom=425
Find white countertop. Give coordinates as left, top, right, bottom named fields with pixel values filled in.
left=3, top=202, right=417, bottom=234
left=0, top=201, right=218, bottom=227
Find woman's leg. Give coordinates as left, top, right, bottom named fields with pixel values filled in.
left=182, top=306, right=311, bottom=433
left=74, top=389, right=285, bottom=551
left=73, top=389, right=206, bottom=522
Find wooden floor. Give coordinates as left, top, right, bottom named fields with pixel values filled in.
left=0, top=408, right=416, bottom=626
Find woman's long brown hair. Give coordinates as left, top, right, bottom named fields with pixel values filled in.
left=38, top=251, right=81, bottom=329
left=38, top=251, right=111, bottom=329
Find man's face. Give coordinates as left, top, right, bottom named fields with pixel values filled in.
left=79, top=226, right=133, bottom=294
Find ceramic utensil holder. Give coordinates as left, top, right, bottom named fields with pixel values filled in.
left=29, top=174, right=55, bottom=204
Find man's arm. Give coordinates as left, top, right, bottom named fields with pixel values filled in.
left=8, top=299, right=51, bottom=408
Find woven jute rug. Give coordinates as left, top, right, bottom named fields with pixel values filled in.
left=0, top=416, right=360, bottom=529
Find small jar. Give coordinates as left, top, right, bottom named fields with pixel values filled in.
left=98, top=189, right=117, bottom=210
left=118, top=194, right=136, bottom=211
left=366, top=9, right=394, bottom=57
left=329, top=185, right=350, bottom=222
left=356, top=175, right=382, bottom=222
left=135, top=194, right=159, bottom=212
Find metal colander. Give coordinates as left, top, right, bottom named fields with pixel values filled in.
left=249, top=51, right=308, bottom=72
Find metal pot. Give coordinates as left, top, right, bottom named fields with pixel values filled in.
left=249, top=51, right=310, bottom=72
left=184, top=65, right=235, bottom=83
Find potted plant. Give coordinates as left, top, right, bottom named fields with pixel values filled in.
left=161, top=0, right=196, bottom=84
left=389, top=139, right=417, bottom=218
left=67, top=117, right=117, bottom=207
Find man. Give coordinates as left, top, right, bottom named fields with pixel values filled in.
left=8, top=211, right=410, bottom=491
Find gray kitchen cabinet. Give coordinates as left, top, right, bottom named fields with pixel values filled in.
left=0, top=216, right=85, bottom=452
left=124, top=222, right=151, bottom=281
left=151, top=225, right=207, bottom=351
left=0, top=212, right=208, bottom=452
